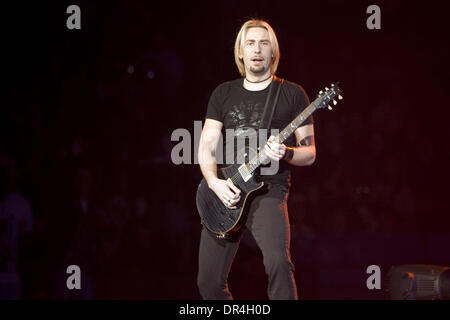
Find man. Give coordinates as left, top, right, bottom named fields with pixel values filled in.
left=197, top=19, right=316, bottom=300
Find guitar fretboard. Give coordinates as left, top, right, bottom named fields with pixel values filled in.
left=246, top=102, right=317, bottom=173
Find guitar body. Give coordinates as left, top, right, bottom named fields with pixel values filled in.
left=196, top=163, right=264, bottom=238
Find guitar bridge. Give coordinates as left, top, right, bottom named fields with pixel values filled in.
left=238, top=164, right=252, bottom=182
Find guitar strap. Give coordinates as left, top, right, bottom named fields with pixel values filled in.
left=258, top=75, right=284, bottom=135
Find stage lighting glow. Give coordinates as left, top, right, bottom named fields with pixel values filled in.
left=147, top=70, right=155, bottom=79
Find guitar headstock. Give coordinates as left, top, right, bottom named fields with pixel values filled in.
left=314, top=83, right=343, bottom=110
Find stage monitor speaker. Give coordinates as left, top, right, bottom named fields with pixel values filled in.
left=387, top=264, right=450, bottom=300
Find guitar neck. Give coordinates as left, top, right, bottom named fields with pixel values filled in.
left=246, top=102, right=317, bottom=173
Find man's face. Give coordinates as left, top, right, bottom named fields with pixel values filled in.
left=241, top=27, right=273, bottom=76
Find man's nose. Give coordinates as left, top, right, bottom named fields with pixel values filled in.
left=253, top=43, right=261, bottom=53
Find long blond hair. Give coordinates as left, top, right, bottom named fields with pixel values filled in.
left=234, top=19, right=280, bottom=77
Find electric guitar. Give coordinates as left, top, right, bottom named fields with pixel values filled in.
left=196, top=83, right=343, bottom=238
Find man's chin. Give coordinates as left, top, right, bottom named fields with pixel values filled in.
left=248, top=66, right=267, bottom=74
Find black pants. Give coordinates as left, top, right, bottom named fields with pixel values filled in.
left=197, top=183, right=298, bottom=300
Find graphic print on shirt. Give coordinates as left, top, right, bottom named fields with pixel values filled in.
left=224, top=100, right=264, bottom=135
left=223, top=99, right=265, bottom=165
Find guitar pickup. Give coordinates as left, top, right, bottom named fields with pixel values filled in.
left=238, top=164, right=252, bottom=182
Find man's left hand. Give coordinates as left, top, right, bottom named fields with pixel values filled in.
left=264, top=135, right=286, bottom=161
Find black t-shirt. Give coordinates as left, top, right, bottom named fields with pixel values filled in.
left=205, top=77, right=313, bottom=187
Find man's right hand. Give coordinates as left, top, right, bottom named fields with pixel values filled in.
left=208, top=178, right=241, bottom=209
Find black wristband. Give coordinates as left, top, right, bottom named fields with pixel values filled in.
left=283, top=147, right=294, bottom=161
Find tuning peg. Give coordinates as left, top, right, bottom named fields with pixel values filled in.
left=333, top=99, right=337, bottom=105
left=331, top=83, right=335, bottom=87
left=338, top=94, right=343, bottom=100
left=319, top=90, right=323, bottom=94
left=328, top=105, right=333, bottom=110
left=325, top=87, right=329, bottom=91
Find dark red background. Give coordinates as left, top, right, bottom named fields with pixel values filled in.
left=3, top=0, right=449, bottom=299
